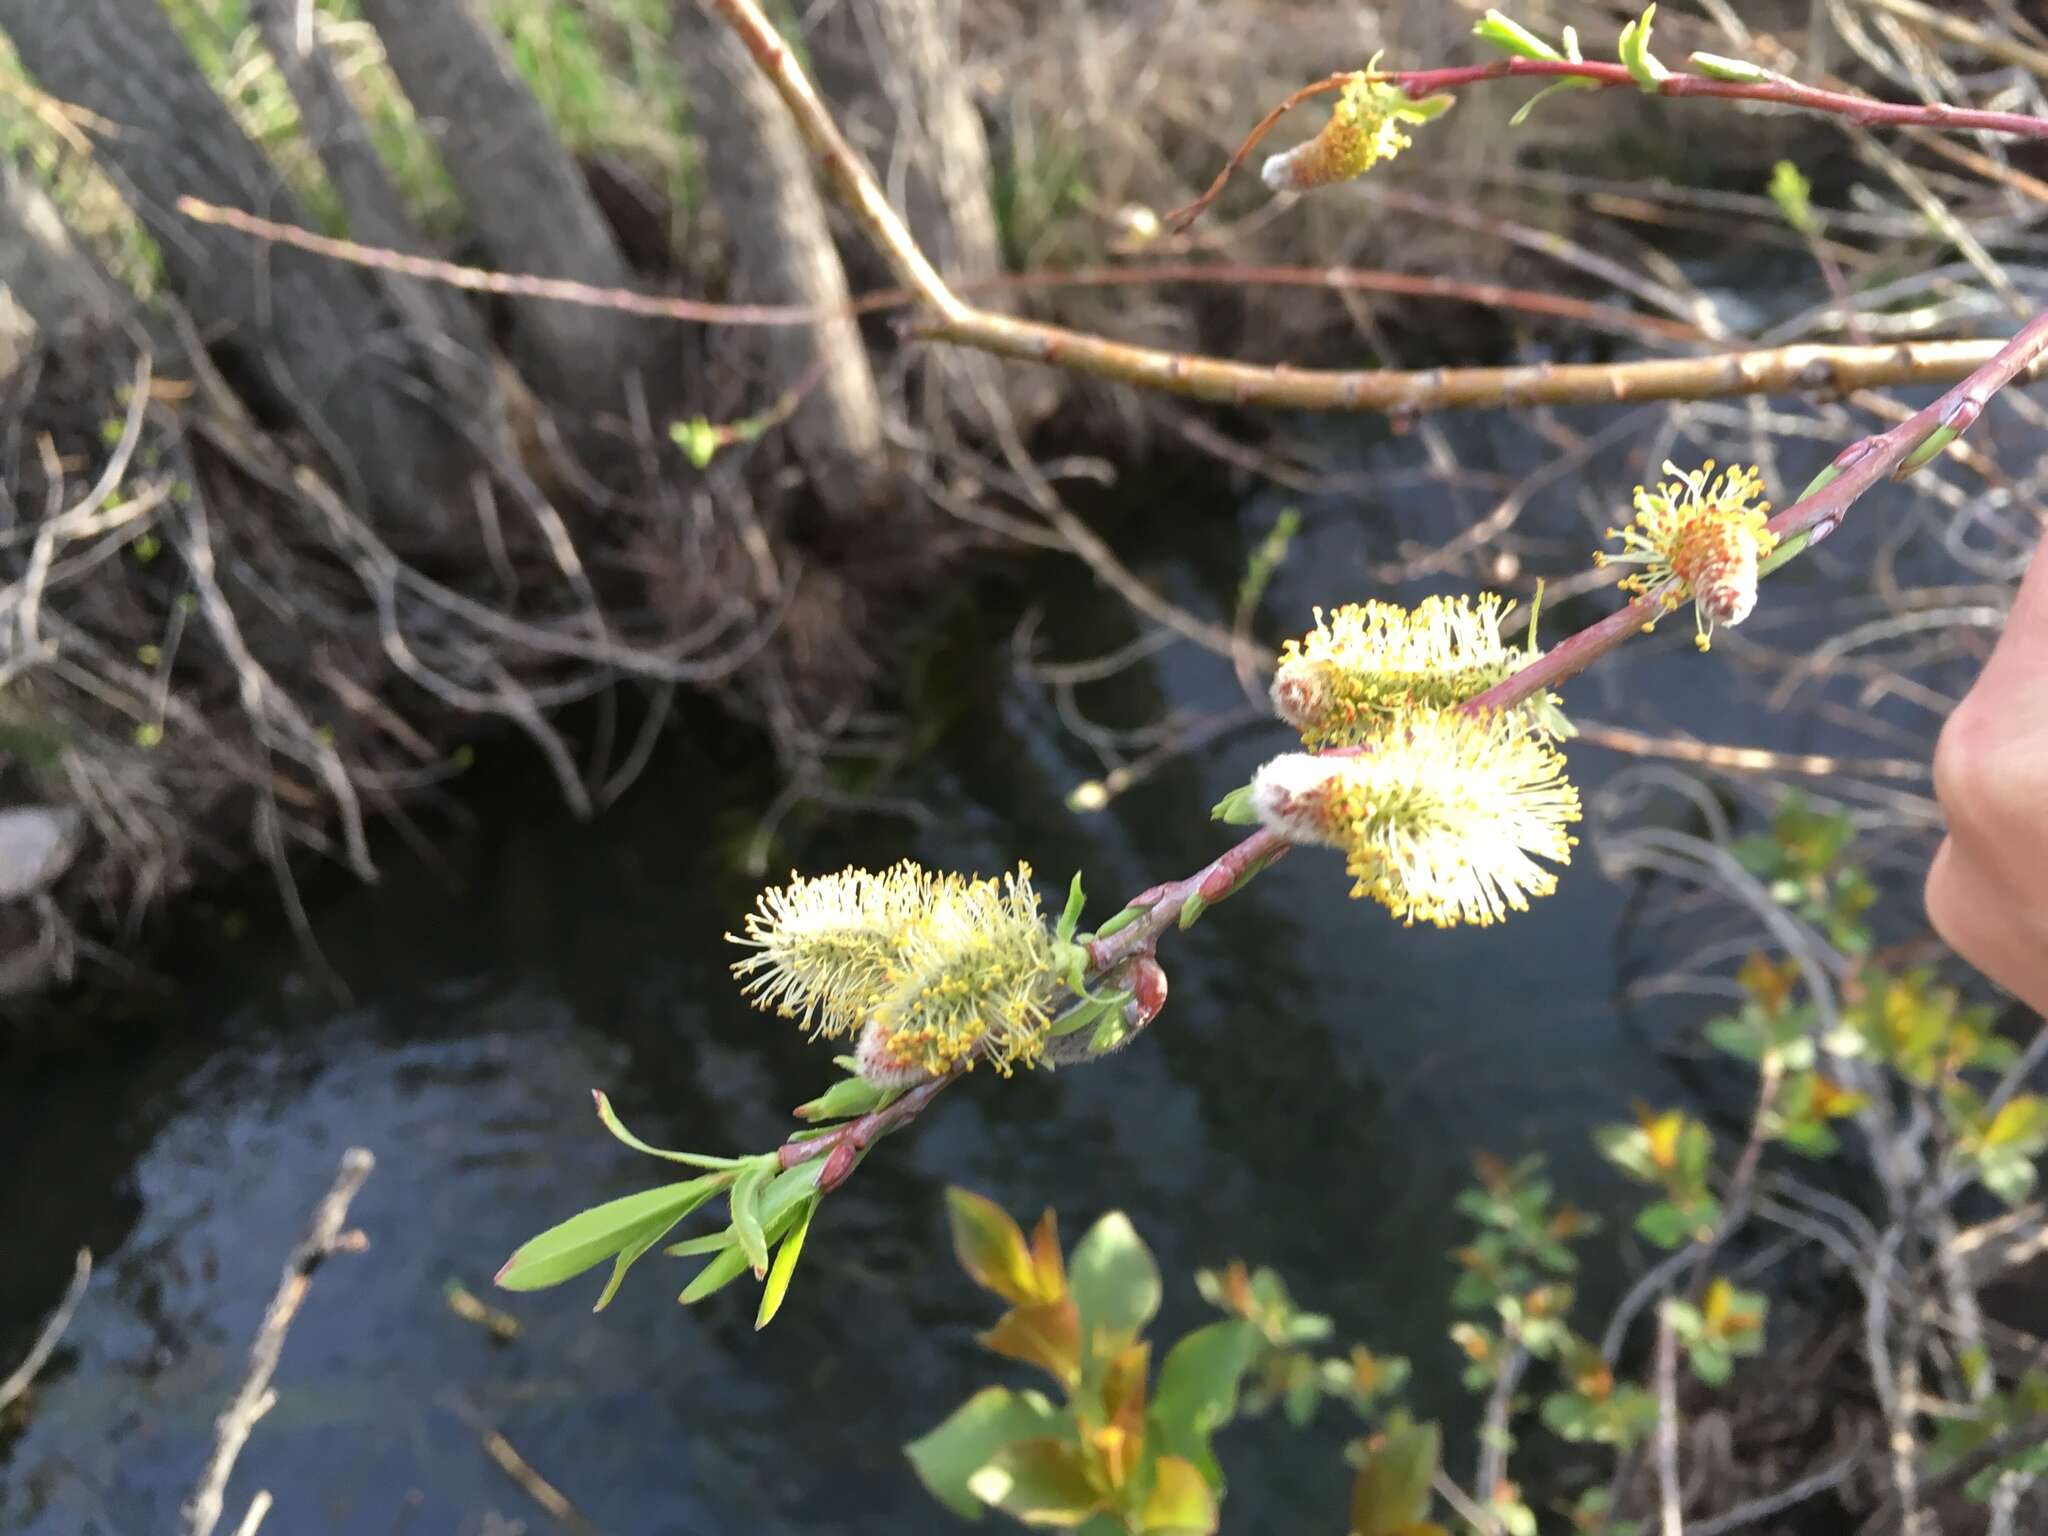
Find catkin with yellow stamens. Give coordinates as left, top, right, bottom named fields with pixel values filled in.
left=1596, top=460, right=1775, bottom=651
left=1272, top=594, right=1559, bottom=748
left=729, top=860, right=1059, bottom=1081
left=1251, top=710, right=1581, bottom=928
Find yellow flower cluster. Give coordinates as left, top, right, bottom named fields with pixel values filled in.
left=1597, top=460, right=1776, bottom=651
left=1271, top=593, right=1530, bottom=748
left=729, top=861, right=1056, bottom=1080
left=1261, top=61, right=1452, bottom=192
left=1256, top=595, right=1581, bottom=927
left=1253, top=710, right=1580, bottom=927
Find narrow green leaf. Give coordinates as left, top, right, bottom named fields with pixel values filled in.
left=795, top=1074, right=899, bottom=1123
left=1473, top=9, right=1563, bottom=61
left=1619, top=5, right=1670, bottom=90
left=1897, top=423, right=1960, bottom=476
left=1211, top=785, right=1258, bottom=825
left=665, top=1231, right=733, bottom=1258
left=906, top=1387, right=1068, bottom=1520
left=1057, top=873, right=1087, bottom=945
left=1092, top=904, right=1145, bottom=939
left=1177, top=890, right=1209, bottom=931
left=594, top=1180, right=722, bottom=1311
left=497, top=1178, right=722, bottom=1292
left=1070, top=1211, right=1162, bottom=1341
left=731, top=1163, right=771, bottom=1276
left=679, top=1240, right=750, bottom=1304
left=1690, top=51, right=1773, bottom=83
left=592, top=1092, right=746, bottom=1168
left=756, top=1196, right=818, bottom=1329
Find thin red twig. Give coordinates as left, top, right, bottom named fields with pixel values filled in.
left=1169, top=58, right=2048, bottom=232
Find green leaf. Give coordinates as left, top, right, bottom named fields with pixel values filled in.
left=1177, top=890, right=1210, bottom=931
left=1473, top=9, right=1563, bottom=60
left=1690, top=51, right=1774, bottom=84
left=679, top=1239, right=751, bottom=1304
left=1898, top=423, right=1960, bottom=476
left=1633, top=1201, right=1697, bottom=1250
left=1150, top=1320, right=1262, bottom=1489
left=948, top=1187, right=1050, bottom=1305
left=1618, top=4, right=1670, bottom=90
left=496, top=1178, right=723, bottom=1292
left=756, top=1195, right=817, bottom=1329
left=906, top=1387, right=1069, bottom=1521
left=672, top=416, right=720, bottom=468
left=1980, top=1151, right=2038, bottom=1207
left=794, top=1075, right=899, bottom=1123
left=730, top=1162, right=771, bottom=1276
left=664, top=1231, right=733, bottom=1258
left=1509, top=79, right=1588, bottom=127
left=593, top=1178, right=723, bottom=1310
left=1211, top=785, right=1258, bottom=825
left=1070, top=1211, right=1162, bottom=1342
left=592, top=1092, right=746, bottom=1168
left=1057, top=873, right=1087, bottom=945
left=1351, top=1415, right=1440, bottom=1536
left=967, top=1438, right=1107, bottom=1526
left=1139, top=1454, right=1219, bottom=1534
left=1092, top=904, right=1145, bottom=940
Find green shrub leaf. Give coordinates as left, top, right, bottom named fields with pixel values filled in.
left=906, top=1387, right=1069, bottom=1520
left=496, top=1177, right=722, bottom=1292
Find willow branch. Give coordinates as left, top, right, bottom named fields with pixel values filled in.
left=700, top=0, right=2048, bottom=418
left=1172, top=56, right=2048, bottom=232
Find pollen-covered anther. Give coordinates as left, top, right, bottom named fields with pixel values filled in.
left=1271, top=592, right=1556, bottom=748
left=1599, top=460, right=1775, bottom=651
left=729, top=860, right=1059, bottom=1080
left=1250, top=709, right=1582, bottom=929
left=1260, top=60, right=1452, bottom=192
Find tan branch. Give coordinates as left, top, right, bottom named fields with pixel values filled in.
left=0, top=1247, right=90, bottom=1411
left=700, top=0, right=2048, bottom=417
left=181, top=1148, right=375, bottom=1536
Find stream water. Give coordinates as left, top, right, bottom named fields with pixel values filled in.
left=0, top=403, right=1937, bottom=1534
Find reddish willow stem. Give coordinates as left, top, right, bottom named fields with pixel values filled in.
left=1169, top=58, right=2048, bottom=233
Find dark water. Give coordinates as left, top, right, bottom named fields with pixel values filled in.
left=0, top=412, right=1932, bottom=1534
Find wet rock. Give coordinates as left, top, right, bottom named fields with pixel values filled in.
left=0, top=805, right=83, bottom=900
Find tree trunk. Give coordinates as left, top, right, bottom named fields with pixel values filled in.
left=0, top=0, right=470, bottom=546
left=0, top=159, right=129, bottom=345
left=353, top=0, right=648, bottom=419
left=812, top=0, right=1037, bottom=435
left=246, top=0, right=496, bottom=418
left=674, top=0, right=886, bottom=518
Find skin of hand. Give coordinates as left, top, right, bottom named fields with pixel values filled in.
left=1925, top=541, right=2048, bottom=1017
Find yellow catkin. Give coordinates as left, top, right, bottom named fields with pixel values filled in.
left=1261, top=61, right=1452, bottom=192
left=729, top=861, right=1057, bottom=1079
left=1271, top=594, right=1558, bottom=749
left=1596, top=461, right=1776, bottom=651
left=1251, top=709, right=1581, bottom=928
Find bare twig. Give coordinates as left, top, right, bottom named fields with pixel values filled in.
left=230, top=1492, right=273, bottom=1536
left=1655, top=1304, right=1686, bottom=1536
left=181, top=1148, right=375, bottom=1536
left=447, top=1395, right=605, bottom=1536
left=0, top=1247, right=90, bottom=1411
left=1172, top=55, right=2048, bottom=233
left=698, top=0, right=2048, bottom=419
